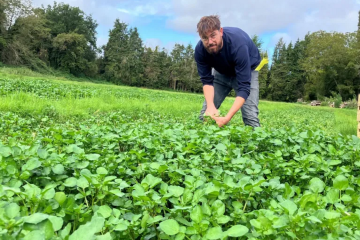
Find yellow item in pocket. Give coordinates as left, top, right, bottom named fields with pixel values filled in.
left=255, top=58, right=269, bottom=71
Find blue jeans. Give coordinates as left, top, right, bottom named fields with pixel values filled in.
left=199, top=69, right=261, bottom=128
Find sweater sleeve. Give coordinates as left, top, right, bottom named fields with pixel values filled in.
left=194, top=48, right=214, bottom=86
left=234, top=45, right=252, bottom=100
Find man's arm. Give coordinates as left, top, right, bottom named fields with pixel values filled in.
left=195, top=48, right=219, bottom=116
left=212, top=45, right=251, bottom=126
left=227, top=45, right=252, bottom=119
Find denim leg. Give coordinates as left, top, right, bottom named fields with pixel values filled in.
left=237, top=71, right=261, bottom=127
left=199, top=70, right=232, bottom=120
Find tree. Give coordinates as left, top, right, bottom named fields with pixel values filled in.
left=268, top=38, right=289, bottom=101
left=3, top=0, right=32, bottom=30
left=2, top=6, right=50, bottom=71
left=103, top=19, right=130, bottom=84
left=302, top=31, right=358, bottom=100
left=42, top=2, right=98, bottom=74
left=0, top=0, right=8, bottom=55
left=52, top=32, right=97, bottom=76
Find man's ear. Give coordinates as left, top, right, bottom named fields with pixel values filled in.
left=219, top=27, right=223, bottom=36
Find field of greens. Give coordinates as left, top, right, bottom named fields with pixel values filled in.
left=1, top=73, right=360, bottom=240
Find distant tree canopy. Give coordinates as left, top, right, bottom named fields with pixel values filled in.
left=1, top=1, right=359, bottom=101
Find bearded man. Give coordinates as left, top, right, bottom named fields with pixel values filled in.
left=195, top=15, right=264, bottom=128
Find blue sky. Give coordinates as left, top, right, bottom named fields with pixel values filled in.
left=33, top=0, right=360, bottom=60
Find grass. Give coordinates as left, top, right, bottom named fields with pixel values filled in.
left=0, top=65, right=358, bottom=136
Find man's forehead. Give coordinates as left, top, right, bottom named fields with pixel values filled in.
left=202, top=29, right=218, bottom=37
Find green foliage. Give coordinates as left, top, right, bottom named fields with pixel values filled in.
left=1, top=0, right=360, bottom=102
left=40, top=2, right=98, bottom=76
left=52, top=32, right=97, bottom=77
left=302, top=31, right=359, bottom=100
left=1, top=95, right=360, bottom=239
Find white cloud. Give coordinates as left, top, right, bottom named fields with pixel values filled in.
left=30, top=0, right=360, bottom=54
left=143, top=39, right=191, bottom=53
left=166, top=0, right=360, bottom=51
left=144, top=38, right=163, bottom=50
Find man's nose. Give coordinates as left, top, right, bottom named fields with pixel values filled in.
left=208, top=38, right=215, bottom=45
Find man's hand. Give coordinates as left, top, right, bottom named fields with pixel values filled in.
left=212, top=116, right=230, bottom=127
left=204, top=106, right=219, bottom=117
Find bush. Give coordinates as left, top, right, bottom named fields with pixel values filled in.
left=344, top=96, right=358, bottom=109
left=320, top=101, right=329, bottom=106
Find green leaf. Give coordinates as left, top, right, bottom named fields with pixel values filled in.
left=5, top=203, right=20, bottom=219
left=97, top=205, right=112, bottom=218
left=75, top=161, right=89, bottom=169
left=324, top=211, right=341, bottom=219
left=328, top=160, right=342, bottom=166
left=333, top=175, right=348, bottom=190
left=96, top=167, right=108, bottom=175
left=280, top=200, right=297, bottom=215
left=77, top=176, right=89, bottom=189
left=48, top=216, right=63, bottom=231
left=114, top=223, right=128, bottom=231
left=85, top=154, right=100, bottom=161
left=66, top=144, right=84, bottom=154
left=54, top=192, right=67, bottom=205
left=190, top=205, right=203, bottom=223
left=250, top=219, right=261, bottom=229
left=96, top=233, right=112, bottom=240
left=69, top=216, right=105, bottom=240
left=272, top=215, right=289, bottom=228
left=168, top=186, right=184, bottom=197
left=60, top=223, right=71, bottom=239
left=175, top=233, right=185, bottom=240
left=205, top=226, right=223, bottom=239
left=226, top=225, right=249, bottom=237
left=42, top=187, right=55, bottom=200
left=341, top=194, right=352, bottom=202
left=150, top=162, right=160, bottom=170
left=22, top=158, right=42, bottom=171
left=37, top=149, right=48, bottom=159
left=0, top=146, right=12, bottom=157
left=306, top=216, right=322, bottom=223
left=159, top=219, right=180, bottom=236
left=141, top=174, right=162, bottom=189
left=326, top=189, right=339, bottom=204
left=217, top=216, right=231, bottom=225
left=23, top=230, right=45, bottom=240
left=216, top=143, right=226, bottom=151
left=24, top=213, right=49, bottom=224
left=64, top=177, right=77, bottom=187
left=211, top=200, right=225, bottom=217
left=52, top=164, right=64, bottom=175
left=201, top=202, right=211, bottom=216
left=309, top=177, right=325, bottom=193
left=141, top=212, right=150, bottom=228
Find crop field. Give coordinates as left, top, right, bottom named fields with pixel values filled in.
left=0, top=71, right=360, bottom=240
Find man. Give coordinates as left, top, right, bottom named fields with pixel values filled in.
left=194, top=15, right=263, bottom=128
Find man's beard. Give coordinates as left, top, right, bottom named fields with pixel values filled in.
left=205, top=39, right=223, bottom=55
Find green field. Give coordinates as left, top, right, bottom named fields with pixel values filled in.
left=1, top=67, right=360, bottom=240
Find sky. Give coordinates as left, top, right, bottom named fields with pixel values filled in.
left=31, top=0, right=360, bottom=58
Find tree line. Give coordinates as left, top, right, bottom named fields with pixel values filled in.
left=1, top=0, right=359, bottom=102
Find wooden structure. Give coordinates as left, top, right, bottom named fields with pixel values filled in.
left=358, top=94, right=360, bottom=138
left=310, top=100, right=321, bottom=106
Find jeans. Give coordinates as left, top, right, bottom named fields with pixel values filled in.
left=199, top=69, right=260, bottom=128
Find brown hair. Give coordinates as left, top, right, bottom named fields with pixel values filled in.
left=197, top=15, right=221, bottom=38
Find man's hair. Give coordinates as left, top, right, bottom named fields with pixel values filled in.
left=197, top=15, right=221, bottom=38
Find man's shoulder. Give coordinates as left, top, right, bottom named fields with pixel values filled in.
left=195, top=40, right=204, bottom=51
left=194, top=40, right=207, bottom=58
left=223, top=27, right=250, bottom=42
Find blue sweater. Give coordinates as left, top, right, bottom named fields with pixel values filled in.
left=194, top=27, right=261, bottom=100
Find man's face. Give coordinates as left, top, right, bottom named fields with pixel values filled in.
left=201, top=28, right=223, bottom=54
